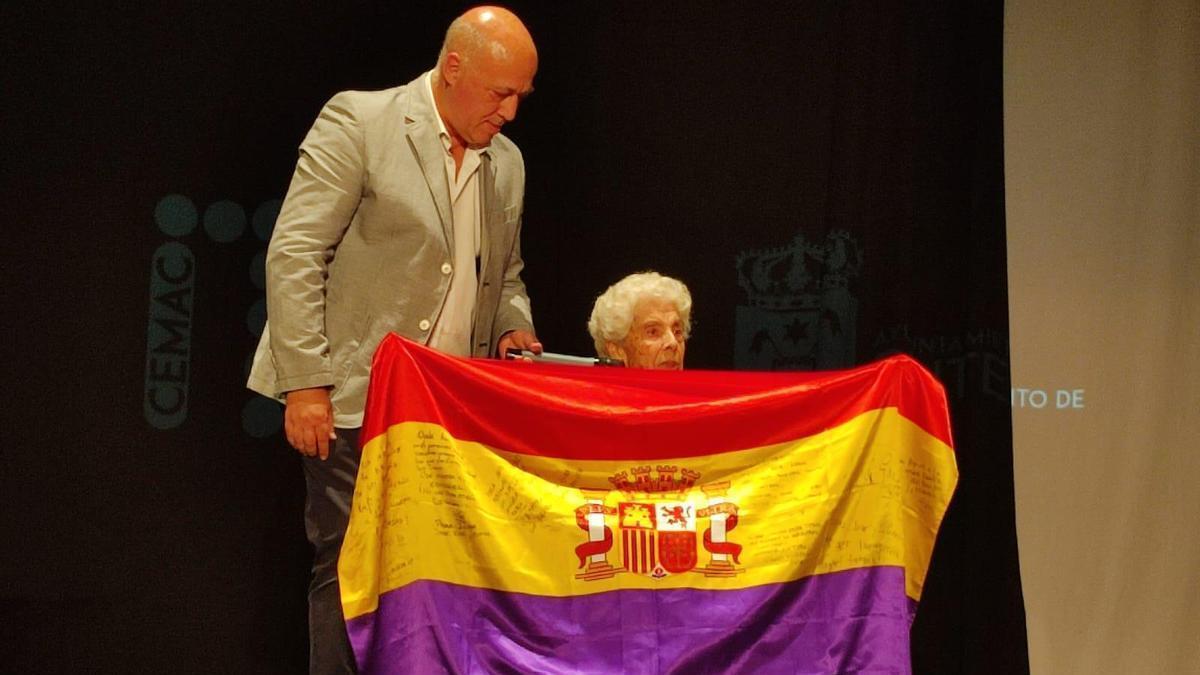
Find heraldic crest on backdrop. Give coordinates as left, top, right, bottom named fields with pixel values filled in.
left=735, top=229, right=863, bottom=371
left=339, top=335, right=956, bottom=674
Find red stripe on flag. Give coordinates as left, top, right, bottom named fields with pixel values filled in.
left=361, top=335, right=953, bottom=459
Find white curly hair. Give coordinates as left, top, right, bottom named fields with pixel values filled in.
left=587, top=271, right=692, bottom=357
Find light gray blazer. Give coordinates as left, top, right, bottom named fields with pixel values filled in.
left=247, top=73, right=535, bottom=427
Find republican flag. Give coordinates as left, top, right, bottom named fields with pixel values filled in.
left=339, top=335, right=956, bottom=673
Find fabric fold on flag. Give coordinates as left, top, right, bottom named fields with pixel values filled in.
left=340, top=334, right=957, bottom=674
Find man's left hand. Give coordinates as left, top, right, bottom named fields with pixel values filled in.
left=498, top=330, right=543, bottom=359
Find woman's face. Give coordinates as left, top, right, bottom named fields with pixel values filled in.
left=606, top=297, right=686, bottom=370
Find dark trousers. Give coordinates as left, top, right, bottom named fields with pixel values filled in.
left=302, top=427, right=361, bottom=675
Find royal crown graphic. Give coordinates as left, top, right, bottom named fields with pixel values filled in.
left=734, top=229, right=862, bottom=370
left=573, top=467, right=743, bottom=581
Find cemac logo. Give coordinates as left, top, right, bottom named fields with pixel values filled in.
left=144, top=194, right=283, bottom=437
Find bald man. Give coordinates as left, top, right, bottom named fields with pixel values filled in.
left=247, top=7, right=542, bottom=672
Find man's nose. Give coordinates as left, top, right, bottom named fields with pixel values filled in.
left=498, top=94, right=519, bottom=122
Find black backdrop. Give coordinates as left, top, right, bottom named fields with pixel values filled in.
left=2, top=2, right=1027, bottom=672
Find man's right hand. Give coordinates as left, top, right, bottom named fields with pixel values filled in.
left=284, top=387, right=338, bottom=460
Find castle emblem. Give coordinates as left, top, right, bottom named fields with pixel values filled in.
left=573, top=466, right=743, bottom=581
left=734, top=230, right=862, bottom=370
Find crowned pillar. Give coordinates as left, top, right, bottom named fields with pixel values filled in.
left=575, top=488, right=618, bottom=581
left=698, top=481, right=741, bottom=577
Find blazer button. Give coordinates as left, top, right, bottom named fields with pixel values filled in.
left=441, top=263, right=453, bottom=275
left=418, top=319, right=431, bottom=331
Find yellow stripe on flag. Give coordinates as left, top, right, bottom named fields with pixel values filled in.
left=340, top=407, right=956, bottom=621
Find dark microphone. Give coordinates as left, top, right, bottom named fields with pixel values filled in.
left=505, top=349, right=624, bottom=367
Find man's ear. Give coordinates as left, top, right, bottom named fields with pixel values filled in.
left=604, top=341, right=626, bottom=363
left=442, top=52, right=463, bottom=85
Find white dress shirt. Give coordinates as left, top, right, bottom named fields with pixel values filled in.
left=424, top=72, right=483, bottom=357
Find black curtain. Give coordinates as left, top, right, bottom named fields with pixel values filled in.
left=2, top=2, right=1026, bottom=672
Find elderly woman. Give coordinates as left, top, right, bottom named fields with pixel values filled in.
left=588, top=272, right=692, bottom=370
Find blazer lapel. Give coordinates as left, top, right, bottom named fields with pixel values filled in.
left=404, top=82, right=453, bottom=248
left=479, top=151, right=497, bottom=279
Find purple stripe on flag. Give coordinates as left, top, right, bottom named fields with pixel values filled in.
left=346, top=567, right=916, bottom=674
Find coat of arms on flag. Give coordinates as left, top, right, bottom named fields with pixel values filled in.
left=574, top=468, right=744, bottom=581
